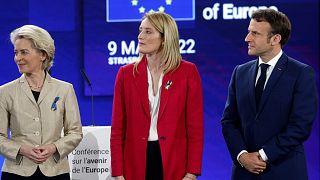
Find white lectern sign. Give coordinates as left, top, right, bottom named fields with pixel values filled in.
left=68, top=126, right=113, bottom=180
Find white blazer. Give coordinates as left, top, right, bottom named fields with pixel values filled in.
left=0, top=73, right=83, bottom=176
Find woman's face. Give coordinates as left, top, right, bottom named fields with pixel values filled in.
left=14, top=38, right=45, bottom=74
left=138, top=18, right=163, bottom=55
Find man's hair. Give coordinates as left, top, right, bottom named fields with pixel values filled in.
left=252, top=9, right=291, bottom=46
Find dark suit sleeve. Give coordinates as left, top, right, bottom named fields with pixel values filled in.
left=110, top=67, right=126, bottom=176
left=221, top=66, right=248, bottom=164
left=263, top=65, right=318, bottom=163
left=185, top=64, right=204, bottom=175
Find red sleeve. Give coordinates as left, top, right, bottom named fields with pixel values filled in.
left=185, top=64, right=204, bottom=175
left=110, top=67, right=126, bottom=176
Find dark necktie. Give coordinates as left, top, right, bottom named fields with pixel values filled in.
left=255, top=63, right=270, bottom=108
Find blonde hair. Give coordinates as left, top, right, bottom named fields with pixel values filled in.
left=10, top=25, right=55, bottom=72
left=134, top=11, right=181, bottom=74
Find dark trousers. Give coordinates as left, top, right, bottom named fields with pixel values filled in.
left=1, top=167, right=70, bottom=180
left=145, top=141, right=163, bottom=180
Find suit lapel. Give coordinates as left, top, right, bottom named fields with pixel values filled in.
left=248, top=61, right=259, bottom=113
left=257, top=54, right=287, bottom=114
left=19, top=75, right=37, bottom=106
left=37, top=73, right=52, bottom=105
left=133, top=57, right=151, bottom=119
left=158, top=72, right=173, bottom=121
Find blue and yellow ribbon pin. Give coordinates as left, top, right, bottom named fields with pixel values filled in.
left=51, top=96, right=60, bottom=111
left=164, top=80, right=172, bottom=90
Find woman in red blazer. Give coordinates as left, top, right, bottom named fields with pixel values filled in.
left=111, top=11, right=204, bottom=180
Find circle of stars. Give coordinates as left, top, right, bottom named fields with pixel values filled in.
left=131, top=0, right=173, bottom=14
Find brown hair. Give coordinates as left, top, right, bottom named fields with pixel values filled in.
left=251, top=9, right=291, bottom=46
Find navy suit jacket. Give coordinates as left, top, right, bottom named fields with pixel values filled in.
left=221, top=53, right=317, bottom=180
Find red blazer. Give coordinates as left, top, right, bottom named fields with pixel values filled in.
left=111, top=57, right=204, bottom=180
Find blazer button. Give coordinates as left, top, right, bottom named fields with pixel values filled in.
left=34, top=117, right=39, bottom=122
left=160, top=136, right=166, bottom=140
left=35, top=131, right=40, bottom=136
left=142, top=137, right=146, bottom=140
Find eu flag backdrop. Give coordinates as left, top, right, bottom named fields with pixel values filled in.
left=106, top=0, right=195, bottom=22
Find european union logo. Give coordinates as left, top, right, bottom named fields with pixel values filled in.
left=106, top=0, right=195, bottom=22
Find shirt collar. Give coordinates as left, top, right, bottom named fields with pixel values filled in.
left=258, top=50, right=283, bottom=67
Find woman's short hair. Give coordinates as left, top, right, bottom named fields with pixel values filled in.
left=10, top=25, right=55, bottom=72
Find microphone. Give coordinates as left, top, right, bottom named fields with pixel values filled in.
left=80, top=69, right=91, bottom=86
left=80, top=69, right=95, bottom=126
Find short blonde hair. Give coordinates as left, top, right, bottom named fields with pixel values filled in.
left=135, top=11, right=181, bottom=74
left=10, top=25, right=55, bottom=72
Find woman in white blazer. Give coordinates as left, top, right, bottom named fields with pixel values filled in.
left=0, top=25, right=83, bottom=180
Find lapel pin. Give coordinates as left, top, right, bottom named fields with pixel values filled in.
left=51, top=96, right=60, bottom=111
left=164, top=80, right=172, bottom=90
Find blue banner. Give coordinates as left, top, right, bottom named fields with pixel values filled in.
left=106, top=0, right=195, bottom=22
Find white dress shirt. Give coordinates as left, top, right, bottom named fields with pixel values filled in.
left=147, top=67, right=164, bottom=141
left=255, top=50, right=283, bottom=87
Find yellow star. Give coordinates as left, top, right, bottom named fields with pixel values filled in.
left=149, top=9, right=155, bottom=13
left=131, top=0, right=138, bottom=6
left=166, top=0, right=172, bottom=5
left=158, top=6, right=165, bottom=12
left=139, top=6, right=145, bottom=13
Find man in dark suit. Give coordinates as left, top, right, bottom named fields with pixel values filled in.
left=221, top=9, right=317, bottom=179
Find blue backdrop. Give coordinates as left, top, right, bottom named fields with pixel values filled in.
left=0, top=0, right=318, bottom=179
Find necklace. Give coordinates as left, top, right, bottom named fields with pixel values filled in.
left=29, top=84, right=43, bottom=90
left=26, top=77, right=45, bottom=91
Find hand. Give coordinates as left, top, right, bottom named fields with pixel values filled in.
left=239, top=152, right=267, bottom=174
left=182, top=173, right=197, bottom=180
left=114, top=176, right=125, bottom=180
left=33, top=144, right=57, bottom=163
left=19, top=145, right=46, bottom=164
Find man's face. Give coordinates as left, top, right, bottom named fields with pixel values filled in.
left=245, top=19, right=274, bottom=59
